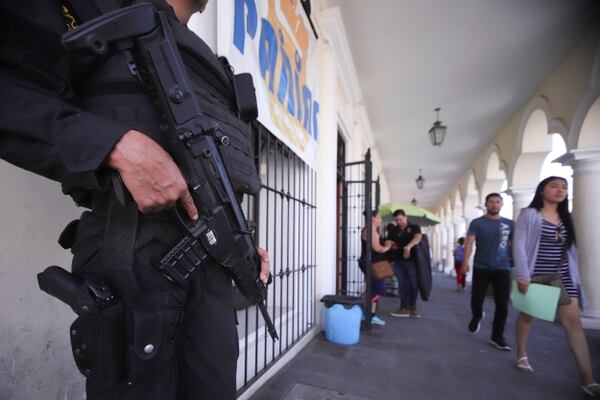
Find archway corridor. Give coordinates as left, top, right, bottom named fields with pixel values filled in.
left=249, top=273, right=600, bottom=400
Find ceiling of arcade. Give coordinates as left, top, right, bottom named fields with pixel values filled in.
left=321, top=0, right=600, bottom=210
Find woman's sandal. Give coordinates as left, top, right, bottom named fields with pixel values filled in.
left=516, top=357, right=534, bottom=373
left=582, top=383, right=600, bottom=398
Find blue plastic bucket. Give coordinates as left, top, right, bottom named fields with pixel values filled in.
left=323, top=301, right=362, bottom=345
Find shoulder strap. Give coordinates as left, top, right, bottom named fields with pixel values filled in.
left=100, top=189, right=139, bottom=276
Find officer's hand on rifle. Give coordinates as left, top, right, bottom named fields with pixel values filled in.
left=107, top=130, right=199, bottom=220
left=256, top=247, right=271, bottom=284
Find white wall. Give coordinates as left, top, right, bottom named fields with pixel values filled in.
left=188, top=1, right=217, bottom=51
left=314, top=40, right=339, bottom=324
left=0, top=162, right=84, bottom=399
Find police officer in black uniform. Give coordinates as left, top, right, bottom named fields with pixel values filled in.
left=0, top=0, right=269, bottom=398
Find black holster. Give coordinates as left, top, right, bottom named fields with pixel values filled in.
left=71, top=303, right=181, bottom=386
left=38, top=265, right=128, bottom=385
left=70, top=302, right=127, bottom=384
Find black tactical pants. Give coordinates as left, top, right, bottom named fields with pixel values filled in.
left=71, top=209, right=238, bottom=400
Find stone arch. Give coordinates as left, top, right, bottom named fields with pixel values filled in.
left=510, top=97, right=572, bottom=218
left=541, top=134, right=573, bottom=178
left=452, top=188, right=466, bottom=240
left=481, top=145, right=513, bottom=218
left=452, top=188, right=463, bottom=221
left=511, top=98, right=556, bottom=188
left=576, top=97, right=600, bottom=149
left=482, top=147, right=508, bottom=195
left=540, top=133, right=574, bottom=207
left=569, top=44, right=600, bottom=150
left=463, top=171, right=480, bottom=222
left=444, top=198, right=453, bottom=230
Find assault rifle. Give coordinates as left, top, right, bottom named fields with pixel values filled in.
left=62, top=4, right=278, bottom=340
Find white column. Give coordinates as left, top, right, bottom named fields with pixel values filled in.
left=445, top=223, right=455, bottom=274
left=462, top=216, right=472, bottom=231
left=453, top=220, right=466, bottom=243
left=314, top=42, right=338, bottom=327
left=438, top=223, right=448, bottom=272
left=434, top=225, right=443, bottom=271
left=436, top=226, right=442, bottom=266
left=431, top=226, right=438, bottom=263
left=564, top=149, right=600, bottom=328
left=508, top=186, right=536, bottom=221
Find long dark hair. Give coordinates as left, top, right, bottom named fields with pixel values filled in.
left=527, top=176, right=576, bottom=246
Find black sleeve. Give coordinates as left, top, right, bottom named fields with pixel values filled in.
left=0, top=65, right=128, bottom=184
left=412, top=224, right=422, bottom=236
left=0, top=2, right=129, bottom=185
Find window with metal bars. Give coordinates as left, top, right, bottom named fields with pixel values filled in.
left=235, top=124, right=317, bottom=395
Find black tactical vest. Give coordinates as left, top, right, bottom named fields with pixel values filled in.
left=74, top=0, right=261, bottom=198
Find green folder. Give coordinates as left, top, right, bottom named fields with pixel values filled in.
left=510, top=280, right=560, bottom=321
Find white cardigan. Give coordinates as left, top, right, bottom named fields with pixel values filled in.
left=513, top=207, right=587, bottom=309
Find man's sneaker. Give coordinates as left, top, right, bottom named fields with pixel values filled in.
left=409, top=308, right=421, bottom=319
left=489, top=337, right=512, bottom=351
left=371, top=315, right=386, bottom=326
left=390, top=307, right=411, bottom=318
left=468, top=311, right=485, bottom=333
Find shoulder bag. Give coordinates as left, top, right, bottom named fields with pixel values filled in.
left=372, top=260, right=394, bottom=280
left=530, top=245, right=571, bottom=306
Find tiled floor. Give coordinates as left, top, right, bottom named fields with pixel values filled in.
left=250, top=272, right=600, bottom=400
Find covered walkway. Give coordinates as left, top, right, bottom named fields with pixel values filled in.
left=249, top=273, right=600, bottom=400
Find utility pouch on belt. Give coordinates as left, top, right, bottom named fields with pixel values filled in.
left=125, top=306, right=181, bottom=385
left=38, top=266, right=126, bottom=385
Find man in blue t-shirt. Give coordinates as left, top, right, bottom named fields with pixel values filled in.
left=462, top=193, right=514, bottom=351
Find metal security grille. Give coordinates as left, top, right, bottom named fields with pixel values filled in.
left=236, top=124, right=317, bottom=396
left=336, top=150, right=379, bottom=328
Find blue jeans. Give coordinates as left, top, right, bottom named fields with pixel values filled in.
left=393, top=259, right=418, bottom=308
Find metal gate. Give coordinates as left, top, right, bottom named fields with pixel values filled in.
left=236, top=124, right=317, bottom=396
left=336, top=150, right=380, bottom=329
